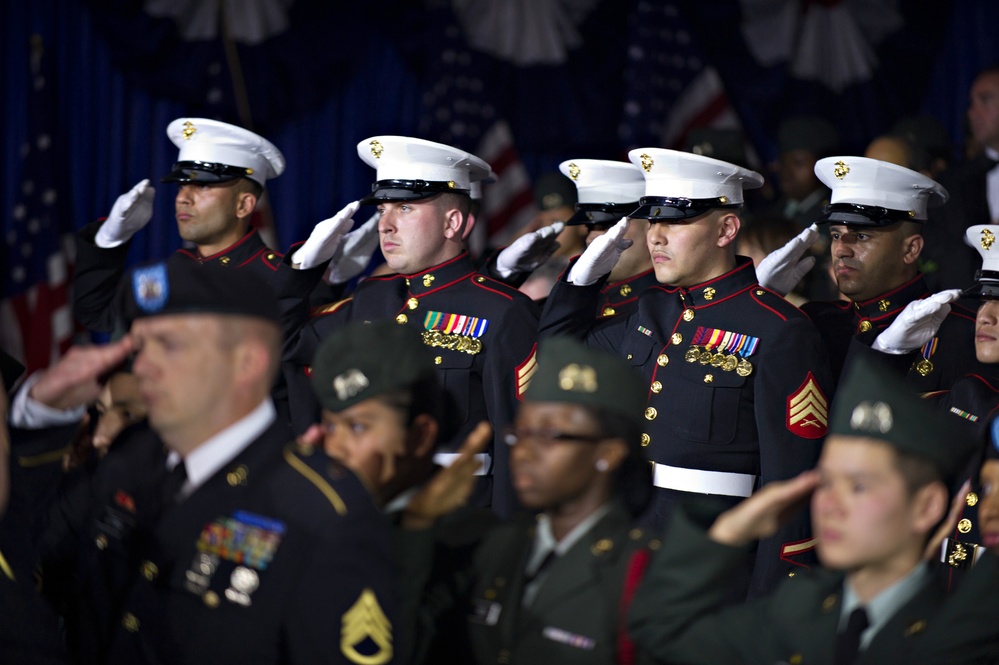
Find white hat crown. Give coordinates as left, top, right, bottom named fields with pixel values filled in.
left=626, top=147, right=763, bottom=204
left=558, top=159, right=645, bottom=204
left=358, top=136, right=490, bottom=191
left=815, top=156, right=948, bottom=220
left=166, top=118, right=285, bottom=186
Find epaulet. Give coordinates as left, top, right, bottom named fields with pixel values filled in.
left=469, top=274, right=527, bottom=300
left=281, top=442, right=348, bottom=516
left=749, top=286, right=804, bottom=321
left=310, top=297, right=353, bottom=317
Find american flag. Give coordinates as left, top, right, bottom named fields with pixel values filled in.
left=416, top=5, right=537, bottom=254
left=619, top=1, right=743, bottom=153
left=0, top=34, right=75, bottom=374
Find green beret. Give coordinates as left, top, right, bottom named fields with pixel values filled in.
left=525, top=336, right=644, bottom=426
left=830, top=354, right=976, bottom=480
left=120, top=260, right=279, bottom=324
left=311, top=320, right=435, bottom=412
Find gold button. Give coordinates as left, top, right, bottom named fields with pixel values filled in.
left=645, top=407, right=658, bottom=421
left=476, top=276, right=486, bottom=283
left=96, top=534, right=108, bottom=550
left=602, top=306, right=616, bottom=317
left=484, top=588, right=496, bottom=599
left=395, top=314, right=408, bottom=324
left=651, top=380, right=662, bottom=393
left=704, top=374, right=714, bottom=383
left=626, top=354, right=633, bottom=360
left=967, top=492, right=979, bottom=507
left=682, top=309, right=694, bottom=321
left=219, top=256, right=231, bottom=265
left=755, top=289, right=765, bottom=296
left=789, top=655, right=802, bottom=665
left=958, top=518, right=972, bottom=534
left=226, top=464, right=248, bottom=487
left=657, top=354, right=668, bottom=366
left=407, top=297, right=419, bottom=310
left=905, top=620, right=927, bottom=636
left=422, top=273, right=435, bottom=287
left=266, top=253, right=275, bottom=260
left=620, top=284, right=632, bottom=297
left=122, top=613, right=140, bottom=632
left=859, top=320, right=872, bottom=333
left=203, top=590, right=220, bottom=608
left=434, top=356, right=442, bottom=365
left=822, top=594, right=837, bottom=612
left=640, top=433, right=650, bottom=447
left=671, top=333, right=682, bottom=344
left=629, top=528, right=643, bottom=540
left=591, top=538, right=614, bottom=555
left=141, top=561, right=158, bottom=581
left=405, top=278, right=411, bottom=286
left=788, top=571, right=795, bottom=577
left=648, top=538, right=661, bottom=550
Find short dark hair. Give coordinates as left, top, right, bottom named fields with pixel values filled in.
left=892, top=447, right=945, bottom=496
left=237, top=177, right=264, bottom=199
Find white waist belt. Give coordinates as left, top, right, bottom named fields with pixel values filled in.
left=652, top=463, right=757, bottom=498
left=433, top=452, right=492, bottom=476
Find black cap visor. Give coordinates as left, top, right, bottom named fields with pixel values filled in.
left=631, top=196, right=740, bottom=222
left=962, top=270, right=999, bottom=299
left=161, top=160, right=254, bottom=184
left=360, top=179, right=470, bottom=205
left=566, top=202, right=640, bottom=227
left=820, top=202, right=920, bottom=226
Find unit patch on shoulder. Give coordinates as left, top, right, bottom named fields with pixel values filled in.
left=787, top=372, right=828, bottom=439
left=341, top=588, right=393, bottom=665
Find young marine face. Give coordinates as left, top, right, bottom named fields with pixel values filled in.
left=508, top=401, right=610, bottom=512
left=321, top=397, right=410, bottom=494
left=978, top=459, right=999, bottom=554
left=92, top=371, right=147, bottom=450
left=131, top=314, right=240, bottom=450
left=646, top=213, right=733, bottom=287
left=968, top=71, right=999, bottom=151
left=811, top=436, right=932, bottom=573
left=975, top=300, right=999, bottom=364
left=174, top=180, right=250, bottom=253
left=376, top=198, right=455, bottom=275
left=829, top=223, right=919, bottom=302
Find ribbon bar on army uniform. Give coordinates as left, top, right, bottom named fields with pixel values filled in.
left=651, top=462, right=757, bottom=497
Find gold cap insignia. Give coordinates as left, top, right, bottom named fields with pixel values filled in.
left=422, top=274, right=435, bottom=287
left=639, top=153, right=654, bottom=172
left=703, top=287, right=716, bottom=301
left=333, top=369, right=370, bottom=401
left=982, top=228, right=996, bottom=251
left=878, top=299, right=890, bottom=312
left=181, top=121, right=196, bottom=140
left=447, top=181, right=455, bottom=188
left=849, top=400, right=893, bottom=434
left=370, top=140, right=384, bottom=159
left=558, top=363, right=598, bottom=392
left=341, top=589, right=392, bottom=665
left=833, top=160, right=850, bottom=179
left=568, top=162, right=581, bottom=180
left=719, top=195, right=728, bottom=204
left=245, top=168, right=254, bottom=176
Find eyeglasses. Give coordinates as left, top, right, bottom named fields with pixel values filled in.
left=503, top=427, right=605, bottom=450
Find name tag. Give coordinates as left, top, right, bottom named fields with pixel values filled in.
left=468, top=599, right=502, bottom=626
left=542, top=626, right=595, bottom=650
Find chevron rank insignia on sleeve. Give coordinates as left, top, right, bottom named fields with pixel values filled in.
left=515, top=345, right=538, bottom=399
left=787, top=372, right=828, bottom=439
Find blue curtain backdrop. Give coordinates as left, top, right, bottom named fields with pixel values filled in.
left=3, top=0, right=998, bottom=345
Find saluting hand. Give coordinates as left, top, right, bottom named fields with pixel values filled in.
left=567, top=217, right=632, bottom=286
left=323, top=210, right=381, bottom=284
left=494, top=221, right=565, bottom=279
left=292, top=200, right=360, bottom=270
left=754, top=223, right=819, bottom=296
left=872, top=289, right=961, bottom=354
left=28, top=337, right=135, bottom=411
left=402, top=421, right=491, bottom=530
left=708, top=470, right=820, bottom=547
left=95, top=179, right=156, bottom=248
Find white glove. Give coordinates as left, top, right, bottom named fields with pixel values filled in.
left=95, top=179, right=155, bottom=248
left=292, top=201, right=360, bottom=270
left=494, top=221, right=565, bottom=279
left=322, top=211, right=381, bottom=284
left=872, top=289, right=962, bottom=354
left=567, top=218, right=632, bottom=286
left=754, top=224, right=819, bottom=296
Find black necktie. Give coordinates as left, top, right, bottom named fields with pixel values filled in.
left=161, top=461, right=188, bottom=506
left=524, top=549, right=557, bottom=584
left=834, top=607, right=870, bottom=665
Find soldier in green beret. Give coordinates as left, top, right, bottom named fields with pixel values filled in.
left=629, top=354, right=999, bottom=664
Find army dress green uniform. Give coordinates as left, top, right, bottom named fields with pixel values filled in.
left=628, top=503, right=999, bottom=665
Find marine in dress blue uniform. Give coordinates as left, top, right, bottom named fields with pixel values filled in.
left=800, top=156, right=989, bottom=392
left=72, top=118, right=325, bottom=339
left=285, top=136, right=539, bottom=516
left=540, top=148, right=835, bottom=597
